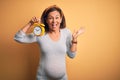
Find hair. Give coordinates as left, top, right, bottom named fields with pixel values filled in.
left=40, top=5, right=66, bottom=32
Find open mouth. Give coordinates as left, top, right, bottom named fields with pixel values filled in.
left=52, top=24, right=57, bottom=28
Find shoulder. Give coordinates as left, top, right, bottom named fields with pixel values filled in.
left=61, top=28, right=71, bottom=34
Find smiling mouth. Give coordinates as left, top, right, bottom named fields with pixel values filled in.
left=52, top=24, right=57, bottom=27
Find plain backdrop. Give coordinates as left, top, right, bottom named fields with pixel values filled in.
left=0, top=0, right=120, bottom=80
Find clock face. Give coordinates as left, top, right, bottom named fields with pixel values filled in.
left=33, top=26, right=42, bottom=35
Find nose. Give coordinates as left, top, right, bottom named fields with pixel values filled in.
left=52, top=18, right=56, bottom=23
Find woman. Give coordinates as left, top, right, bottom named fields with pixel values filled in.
left=14, top=5, right=84, bottom=80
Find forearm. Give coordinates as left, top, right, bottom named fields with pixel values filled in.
left=70, top=27, right=84, bottom=52
left=22, top=22, right=33, bottom=33
left=14, top=22, right=37, bottom=43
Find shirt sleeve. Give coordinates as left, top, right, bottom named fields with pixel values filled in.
left=66, top=28, right=76, bottom=58
left=14, top=30, right=37, bottom=43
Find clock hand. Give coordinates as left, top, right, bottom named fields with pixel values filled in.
left=36, top=29, right=40, bottom=31
left=35, top=28, right=40, bottom=31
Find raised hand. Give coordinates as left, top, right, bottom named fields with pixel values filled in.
left=22, top=17, right=40, bottom=33
left=72, top=27, right=85, bottom=42
left=29, top=16, right=41, bottom=25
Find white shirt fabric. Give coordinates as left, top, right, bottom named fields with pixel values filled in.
left=14, top=28, right=76, bottom=80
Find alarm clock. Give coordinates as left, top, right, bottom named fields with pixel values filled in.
left=33, top=23, right=45, bottom=36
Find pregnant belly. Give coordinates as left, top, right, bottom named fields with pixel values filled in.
left=44, top=60, right=66, bottom=79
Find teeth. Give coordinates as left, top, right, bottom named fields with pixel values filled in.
left=52, top=24, right=56, bottom=27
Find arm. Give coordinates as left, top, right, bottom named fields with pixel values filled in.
left=22, top=16, right=40, bottom=33
left=71, top=27, right=85, bottom=52
left=14, top=17, right=40, bottom=43
left=66, top=28, right=85, bottom=58
left=66, top=29, right=76, bottom=58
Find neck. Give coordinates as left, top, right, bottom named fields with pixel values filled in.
left=48, top=29, right=60, bottom=34
left=48, top=29, right=61, bottom=41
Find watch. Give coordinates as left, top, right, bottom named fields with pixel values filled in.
left=33, top=23, right=45, bottom=36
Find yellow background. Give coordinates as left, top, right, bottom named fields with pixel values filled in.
left=0, top=0, right=120, bottom=80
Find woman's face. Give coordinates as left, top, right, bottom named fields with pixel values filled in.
left=46, top=11, right=62, bottom=31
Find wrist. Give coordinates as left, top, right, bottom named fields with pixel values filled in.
left=28, top=20, right=34, bottom=26
left=72, top=40, right=77, bottom=44
left=72, top=38, right=77, bottom=42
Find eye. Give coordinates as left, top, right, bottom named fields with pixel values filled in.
left=56, top=16, right=60, bottom=19
left=56, top=17, right=58, bottom=19
left=47, top=17, right=52, bottom=20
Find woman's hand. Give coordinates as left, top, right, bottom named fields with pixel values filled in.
left=29, top=16, right=41, bottom=25
left=72, top=27, right=85, bottom=42
left=22, top=17, right=40, bottom=33
left=70, top=27, right=85, bottom=52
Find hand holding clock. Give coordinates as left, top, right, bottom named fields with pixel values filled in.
left=22, top=17, right=40, bottom=32
left=29, top=17, right=45, bottom=36
left=29, top=16, right=41, bottom=25
left=22, top=17, right=45, bottom=36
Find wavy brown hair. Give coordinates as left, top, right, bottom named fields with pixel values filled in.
left=40, top=5, right=66, bottom=32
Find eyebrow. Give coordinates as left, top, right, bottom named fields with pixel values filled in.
left=48, top=14, right=60, bottom=17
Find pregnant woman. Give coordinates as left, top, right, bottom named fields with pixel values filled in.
left=14, top=5, right=84, bottom=80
